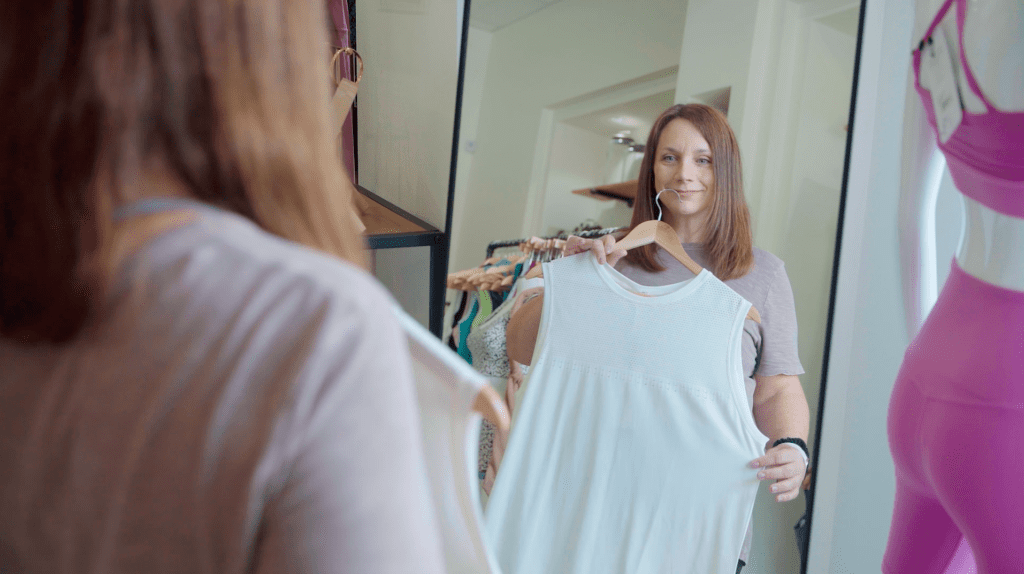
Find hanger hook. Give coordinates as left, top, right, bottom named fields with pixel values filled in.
left=654, top=188, right=682, bottom=222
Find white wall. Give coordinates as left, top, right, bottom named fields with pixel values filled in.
left=448, top=0, right=688, bottom=274
left=737, top=5, right=857, bottom=574
left=356, top=0, right=462, bottom=328
left=808, top=0, right=918, bottom=571
left=674, top=0, right=759, bottom=140
left=356, top=0, right=462, bottom=230
left=777, top=12, right=857, bottom=462
left=448, top=26, right=494, bottom=270
left=373, top=246, right=432, bottom=326
left=538, top=123, right=634, bottom=237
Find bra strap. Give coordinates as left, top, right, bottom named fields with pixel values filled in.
left=954, top=0, right=997, bottom=112
left=919, top=0, right=955, bottom=48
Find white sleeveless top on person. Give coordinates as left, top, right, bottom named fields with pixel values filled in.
left=395, top=306, right=501, bottom=574
left=484, top=253, right=769, bottom=574
left=0, top=200, right=446, bottom=574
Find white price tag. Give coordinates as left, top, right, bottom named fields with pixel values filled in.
left=919, top=28, right=964, bottom=143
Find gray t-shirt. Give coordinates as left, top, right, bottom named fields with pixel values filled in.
left=0, top=204, right=446, bottom=574
left=616, top=243, right=805, bottom=410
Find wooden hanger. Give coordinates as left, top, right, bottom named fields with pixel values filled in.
left=473, top=385, right=510, bottom=437
left=525, top=190, right=761, bottom=323
left=446, top=254, right=527, bottom=291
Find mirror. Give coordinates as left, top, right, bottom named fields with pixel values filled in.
left=445, top=0, right=863, bottom=572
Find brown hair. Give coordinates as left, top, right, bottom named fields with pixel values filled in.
left=624, top=103, right=754, bottom=280
left=0, top=0, right=365, bottom=344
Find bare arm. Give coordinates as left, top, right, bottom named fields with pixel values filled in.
left=506, top=294, right=543, bottom=366
left=750, top=374, right=810, bottom=502
left=752, top=374, right=810, bottom=448
left=898, top=66, right=943, bottom=338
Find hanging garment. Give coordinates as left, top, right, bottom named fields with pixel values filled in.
left=327, top=0, right=357, bottom=182
left=471, top=289, right=494, bottom=332
left=444, top=289, right=467, bottom=352
left=450, top=291, right=474, bottom=352
left=394, top=306, right=501, bottom=574
left=466, top=275, right=545, bottom=491
left=456, top=294, right=480, bottom=364
left=912, top=0, right=1024, bottom=218
left=466, top=302, right=513, bottom=483
left=485, top=254, right=768, bottom=574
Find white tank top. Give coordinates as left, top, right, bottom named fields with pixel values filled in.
left=484, top=253, right=769, bottom=574
left=394, top=306, right=501, bottom=574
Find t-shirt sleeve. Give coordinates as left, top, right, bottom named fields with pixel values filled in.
left=253, top=283, right=445, bottom=574
left=754, top=262, right=805, bottom=377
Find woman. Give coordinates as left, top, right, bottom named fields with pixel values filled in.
left=506, top=103, right=810, bottom=572
left=0, top=1, right=444, bottom=573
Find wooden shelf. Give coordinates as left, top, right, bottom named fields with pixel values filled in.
left=571, top=179, right=638, bottom=207
left=350, top=185, right=446, bottom=338
left=354, top=187, right=430, bottom=236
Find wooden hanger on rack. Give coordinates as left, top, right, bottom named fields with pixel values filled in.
left=525, top=190, right=761, bottom=323
left=446, top=254, right=527, bottom=291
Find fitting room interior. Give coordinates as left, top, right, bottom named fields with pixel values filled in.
left=347, top=0, right=976, bottom=571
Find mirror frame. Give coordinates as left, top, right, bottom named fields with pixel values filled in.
left=439, top=0, right=475, bottom=314
left=806, top=1, right=868, bottom=572
left=442, top=2, right=871, bottom=571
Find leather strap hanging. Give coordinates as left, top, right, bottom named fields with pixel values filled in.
left=329, top=47, right=363, bottom=136
left=328, top=47, right=370, bottom=234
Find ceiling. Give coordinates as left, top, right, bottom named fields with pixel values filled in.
left=561, top=90, right=677, bottom=142
left=469, top=0, right=861, bottom=35
left=468, top=0, right=566, bottom=32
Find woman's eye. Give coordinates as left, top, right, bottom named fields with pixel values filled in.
left=697, top=157, right=711, bottom=165
left=662, top=155, right=676, bottom=162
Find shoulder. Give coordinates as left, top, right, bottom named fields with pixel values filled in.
left=750, top=247, right=786, bottom=277
left=139, top=208, right=400, bottom=352
left=725, top=247, right=791, bottom=312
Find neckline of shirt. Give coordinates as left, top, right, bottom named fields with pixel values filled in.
left=590, top=254, right=710, bottom=304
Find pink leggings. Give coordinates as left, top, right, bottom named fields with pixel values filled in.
left=884, top=260, right=1024, bottom=574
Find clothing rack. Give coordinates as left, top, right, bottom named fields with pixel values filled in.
left=485, top=226, right=627, bottom=259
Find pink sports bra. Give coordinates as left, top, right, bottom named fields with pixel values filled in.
left=913, top=0, right=1024, bottom=218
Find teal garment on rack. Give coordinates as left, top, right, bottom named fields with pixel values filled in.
left=457, top=295, right=479, bottom=364
left=472, top=289, right=494, bottom=332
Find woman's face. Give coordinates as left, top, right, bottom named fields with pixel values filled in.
left=652, top=118, right=714, bottom=223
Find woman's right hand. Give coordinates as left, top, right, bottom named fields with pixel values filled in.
left=564, top=234, right=628, bottom=267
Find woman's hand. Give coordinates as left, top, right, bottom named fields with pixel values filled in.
left=750, top=445, right=807, bottom=502
left=564, top=234, right=628, bottom=266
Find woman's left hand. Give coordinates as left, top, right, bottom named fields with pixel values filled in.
left=750, top=445, right=807, bottom=502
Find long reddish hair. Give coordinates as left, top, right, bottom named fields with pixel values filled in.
left=0, top=0, right=364, bottom=344
left=624, top=103, right=754, bottom=280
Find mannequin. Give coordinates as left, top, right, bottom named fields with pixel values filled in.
left=900, top=0, right=1024, bottom=331
left=887, top=0, right=1024, bottom=572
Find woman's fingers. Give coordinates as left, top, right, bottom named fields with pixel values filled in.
left=767, top=475, right=802, bottom=498
left=751, top=445, right=804, bottom=470
left=757, top=463, right=804, bottom=502
left=564, top=235, right=592, bottom=257
left=588, top=239, right=607, bottom=265
left=607, top=248, right=628, bottom=267
left=599, top=234, right=626, bottom=266
left=561, top=234, right=625, bottom=266
left=772, top=483, right=802, bottom=502
left=753, top=447, right=806, bottom=503
left=755, top=461, right=803, bottom=481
